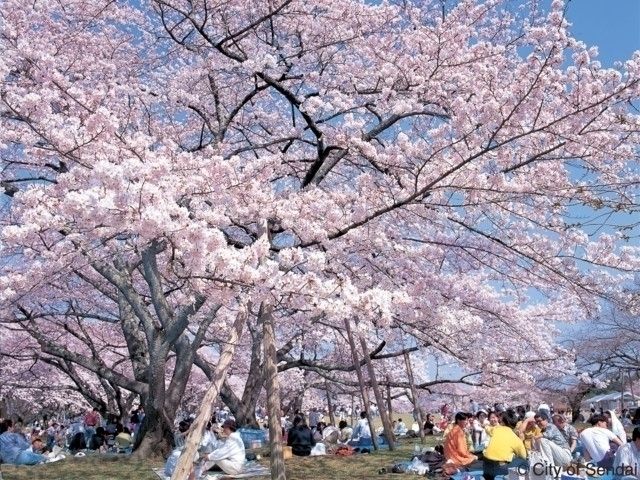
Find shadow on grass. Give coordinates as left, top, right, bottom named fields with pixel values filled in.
left=0, top=437, right=439, bottom=480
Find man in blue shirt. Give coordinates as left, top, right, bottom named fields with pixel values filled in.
left=0, top=419, right=46, bottom=465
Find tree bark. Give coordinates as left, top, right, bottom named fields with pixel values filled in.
left=404, top=351, right=426, bottom=444
left=171, top=311, right=245, bottom=480
left=343, top=319, right=378, bottom=451
left=359, top=336, right=395, bottom=451
left=263, top=304, right=286, bottom=480
left=133, top=340, right=174, bottom=459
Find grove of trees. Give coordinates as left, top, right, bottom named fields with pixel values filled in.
left=1, top=0, right=638, bottom=467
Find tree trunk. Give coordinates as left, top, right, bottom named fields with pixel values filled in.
left=344, top=319, right=378, bottom=451
left=359, top=336, right=395, bottom=451
left=404, top=351, right=426, bottom=444
left=171, top=311, right=245, bottom=480
left=133, top=341, right=174, bottom=459
left=263, top=304, right=286, bottom=480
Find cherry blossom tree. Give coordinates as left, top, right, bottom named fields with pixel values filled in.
left=1, top=0, right=640, bottom=459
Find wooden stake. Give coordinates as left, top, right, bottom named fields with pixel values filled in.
left=263, top=304, right=286, bottom=480
left=344, top=318, right=378, bottom=451
left=404, top=351, right=426, bottom=444
left=171, top=311, right=245, bottom=480
left=359, top=336, right=395, bottom=451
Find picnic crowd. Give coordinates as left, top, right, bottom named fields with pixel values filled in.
left=2, top=401, right=640, bottom=479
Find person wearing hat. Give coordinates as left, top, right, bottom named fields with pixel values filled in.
left=516, top=411, right=541, bottom=452
left=202, top=419, right=246, bottom=475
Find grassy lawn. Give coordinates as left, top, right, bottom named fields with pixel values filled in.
left=0, top=436, right=439, bottom=480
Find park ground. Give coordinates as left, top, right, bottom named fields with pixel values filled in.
left=0, top=435, right=431, bottom=480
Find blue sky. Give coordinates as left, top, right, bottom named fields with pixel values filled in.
left=565, top=0, right=640, bottom=67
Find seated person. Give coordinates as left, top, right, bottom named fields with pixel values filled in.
left=348, top=411, right=372, bottom=446
left=516, top=411, right=541, bottom=452
left=338, top=420, right=352, bottom=443
left=580, top=414, right=624, bottom=469
left=321, top=424, right=340, bottom=446
left=424, top=414, right=436, bottom=435
left=313, top=422, right=326, bottom=443
left=394, top=418, right=408, bottom=436
left=443, top=412, right=482, bottom=471
left=199, top=421, right=221, bottom=455
left=530, top=412, right=571, bottom=468
left=552, top=414, right=578, bottom=453
left=606, top=410, right=628, bottom=444
left=473, top=411, right=489, bottom=448
left=68, top=431, right=87, bottom=452
left=483, top=410, right=528, bottom=480
left=115, top=427, right=133, bottom=451
left=0, top=420, right=46, bottom=465
left=485, top=411, right=500, bottom=437
left=287, top=416, right=315, bottom=456
left=613, top=427, right=640, bottom=477
left=89, top=426, right=107, bottom=451
left=202, top=419, right=246, bottom=475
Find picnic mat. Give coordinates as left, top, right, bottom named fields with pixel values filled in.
left=153, top=462, right=270, bottom=480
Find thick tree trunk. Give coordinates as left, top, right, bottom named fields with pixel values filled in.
left=359, top=336, right=395, bottom=451
left=133, top=406, right=176, bottom=460
left=171, top=311, right=245, bottom=480
left=344, top=319, right=378, bottom=451
left=404, top=351, right=426, bottom=444
left=133, top=341, right=174, bottom=459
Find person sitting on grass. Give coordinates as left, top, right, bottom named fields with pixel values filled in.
left=313, top=421, right=326, bottom=443
left=114, top=426, right=133, bottom=452
left=349, top=411, right=372, bottom=447
left=287, top=415, right=316, bottom=456
left=580, top=414, right=624, bottom=469
left=613, top=427, right=640, bottom=476
left=482, top=409, right=528, bottom=480
left=443, top=412, right=482, bottom=472
left=530, top=412, right=572, bottom=468
left=424, top=414, right=436, bottom=435
left=89, top=426, right=107, bottom=452
left=394, top=418, right=408, bottom=436
left=202, top=419, right=246, bottom=476
left=338, top=420, right=352, bottom=443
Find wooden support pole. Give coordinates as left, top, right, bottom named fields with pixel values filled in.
left=404, top=351, right=426, bottom=444
left=344, top=318, right=378, bottom=451
left=171, top=311, right=245, bottom=480
left=263, top=304, right=286, bottom=480
left=359, top=336, right=395, bottom=451
left=325, top=381, right=336, bottom=426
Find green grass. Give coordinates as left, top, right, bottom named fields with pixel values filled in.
left=0, top=437, right=439, bottom=480
left=0, top=455, right=164, bottom=480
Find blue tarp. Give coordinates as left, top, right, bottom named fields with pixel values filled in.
left=237, top=428, right=268, bottom=448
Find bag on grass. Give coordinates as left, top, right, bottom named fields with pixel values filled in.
left=419, top=450, right=445, bottom=471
